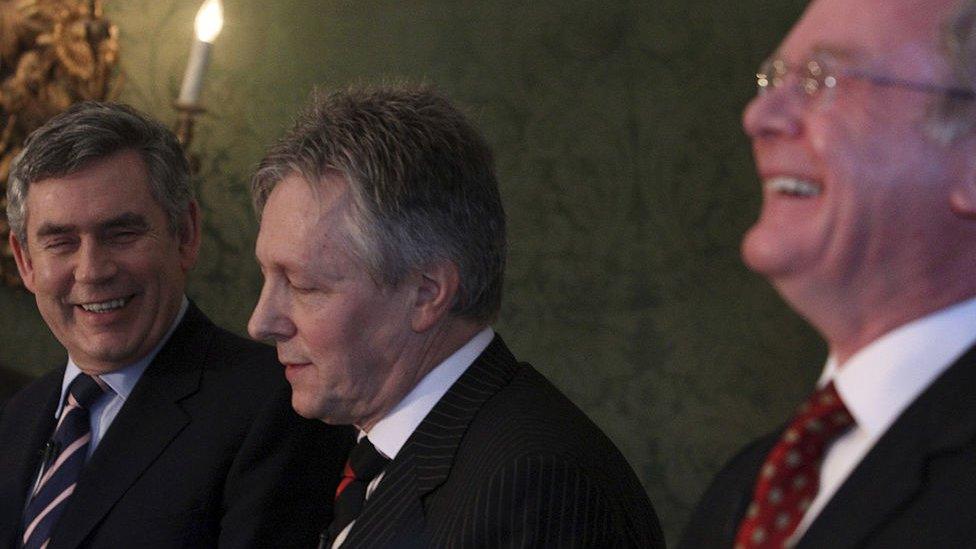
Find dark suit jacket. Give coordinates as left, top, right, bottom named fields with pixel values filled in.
left=680, top=343, right=976, bottom=548
left=0, top=365, right=33, bottom=413
left=338, top=335, right=664, bottom=548
left=0, top=303, right=352, bottom=548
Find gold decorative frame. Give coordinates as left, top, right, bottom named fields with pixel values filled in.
left=0, top=0, right=121, bottom=286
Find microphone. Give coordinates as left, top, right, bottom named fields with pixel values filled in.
left=28, top=440, right=61, bottom=498
left=41, top=440, right=60, bottom=466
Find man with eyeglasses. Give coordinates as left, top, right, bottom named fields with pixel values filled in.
left=681, top=0, right=976, bottom=547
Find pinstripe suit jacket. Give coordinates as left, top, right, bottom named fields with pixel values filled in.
left=339, top=335, right=664, bottom=548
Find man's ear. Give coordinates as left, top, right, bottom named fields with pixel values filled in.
left=410, top=259, right=460, bottom=333
left=178, top=199, right=202, bottom=271
left=10, top=231, right=36, bottom=293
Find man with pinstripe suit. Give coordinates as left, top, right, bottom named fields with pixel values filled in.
left=247, top=86, right=664, bottom=548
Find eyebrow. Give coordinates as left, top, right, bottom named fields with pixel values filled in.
left=773, top=44, right=858, bottom=63
left=788, top=44, right=861, bottom=66
left=34, top=212, right=151, bottom=239
left=814, top=45, right=861, bottom=63
left=100, top=212, right=151, bottom=233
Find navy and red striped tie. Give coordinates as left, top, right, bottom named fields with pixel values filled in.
left=21, top=374, right=105, bottom=549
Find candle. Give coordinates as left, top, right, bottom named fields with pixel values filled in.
left=178, top=0, right=224, bottom=106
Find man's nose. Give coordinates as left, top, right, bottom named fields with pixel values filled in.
left=742, top=83, right=805, bottom=140
left=74, top=240, right=117, bottom=284
left=248, top=282, right=295, bottom=343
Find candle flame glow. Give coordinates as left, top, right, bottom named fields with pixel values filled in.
left=194, top=0, right=224, bottom=43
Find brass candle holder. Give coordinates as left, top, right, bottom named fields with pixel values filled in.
left=173, top=102, right=205, bottom=173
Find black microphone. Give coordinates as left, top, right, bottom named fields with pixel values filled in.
left=41, top=440, right=60, bottom=466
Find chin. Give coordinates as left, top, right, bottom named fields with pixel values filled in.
left=290, top=395, right=320, bottom=420
left=73, top=345, right=135, bottom=372
left=290, top=392, right=345, bottom=424
left=741, top=228, right=784, bottom=276
left=744, top=220, right=820, bottom=274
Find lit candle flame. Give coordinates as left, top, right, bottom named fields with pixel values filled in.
left=194, top=0, right=224, bottom=44
left=178, top=0, right=223, bottom=105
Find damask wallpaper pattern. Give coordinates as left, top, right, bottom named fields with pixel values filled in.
left=0, top=0, right=815, bottom=542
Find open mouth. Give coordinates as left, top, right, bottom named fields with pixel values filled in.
left=765, top=176, right=822, bottom=198
left=78, top=296, right=132, bottom=314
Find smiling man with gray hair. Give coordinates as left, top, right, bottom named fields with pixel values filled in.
left=0, top=101, right=350, bottom=548
left=682, top=0, right=976, bottom=547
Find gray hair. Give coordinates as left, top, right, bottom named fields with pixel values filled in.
left=6, top=101, right=192, bottom=244
left=932, top=0, right=976, bottom=141
left=252, top=86, right=507, bottom=322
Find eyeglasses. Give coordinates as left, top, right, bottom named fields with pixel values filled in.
left=756, top=55, right=976, bottom=101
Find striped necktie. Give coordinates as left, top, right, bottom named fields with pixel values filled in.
left=21, top=373, right=106, bottom=549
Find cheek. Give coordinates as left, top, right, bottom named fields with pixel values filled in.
left=808, top=109, right=862, bottom=170
left=31, top=259, right=71, bottom=295
left=809, top=110, right=889, bottom=204
left=295, top=304, right=362, bottom=362
left=823, top=97, right=933, bottom=176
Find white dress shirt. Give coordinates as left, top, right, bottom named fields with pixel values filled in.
left=790, top=296, right=976, bottom=542
left=332, top=327, right=495, bottom=548
left=55, top=297, right=189, bottom=459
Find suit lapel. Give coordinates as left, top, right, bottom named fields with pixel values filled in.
left=798, top=344, right=976, bottom=548
left=50, top=305, right=212, bottom=549
left=0, top=372, right=61, bottom=547
left=342, top=336, right=521, bottom=547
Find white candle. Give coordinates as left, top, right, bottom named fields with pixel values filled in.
left=178, top=0, right=224, bottom=106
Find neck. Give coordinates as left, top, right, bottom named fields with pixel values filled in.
left=358, top=318, right=485, bottom=432
left=777, top=272, right=976, bottom=366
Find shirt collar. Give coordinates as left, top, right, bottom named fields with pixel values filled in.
left=363, top=327, right=495, bottom=460
left=818, top=296, right=976, bottom=437
left=57, top=297, right=190, bottom=418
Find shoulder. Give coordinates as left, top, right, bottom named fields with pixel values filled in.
left=147, top=309, right=351, bottom=547
left=679, top=432, right=778, bottom=549
left=0, top=368, right=60, bottom=456
left=1, top=368, right=61, bottom=420
left=166, top=305, right=283, bottom=390
left=0, top=366, right=36, bottom=407
left=461, top=363, right=622, bottom=462
left=196, top=320, right=279, bottom=375
left=177, top=304, right=278, bottom=366
left=143, top=306, right=291, bottom=436
left=439, top=362, right=663, bottom=546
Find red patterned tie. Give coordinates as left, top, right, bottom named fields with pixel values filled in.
left=734, top=381, right=854, bottom=548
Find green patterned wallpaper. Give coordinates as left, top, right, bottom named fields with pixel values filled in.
left=0, top=0, right=820, bottom=542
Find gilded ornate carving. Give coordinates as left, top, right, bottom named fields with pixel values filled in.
left=0, top=0, right=121, bottom=286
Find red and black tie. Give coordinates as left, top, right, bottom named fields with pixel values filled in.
left=322, top=437, right=390, bottom=547
left=734, top=381, right=854, bottom=548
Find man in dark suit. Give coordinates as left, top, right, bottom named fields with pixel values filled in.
left=247, top=86, right=664, bottom=548
left=681, top=0, right=976, bottom=547
left=0, top=102, right=350, bottom=548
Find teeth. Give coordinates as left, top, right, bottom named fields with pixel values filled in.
left=765, top=176, right=821, bottom=197
left=81, top=298, right=128, bottom=313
